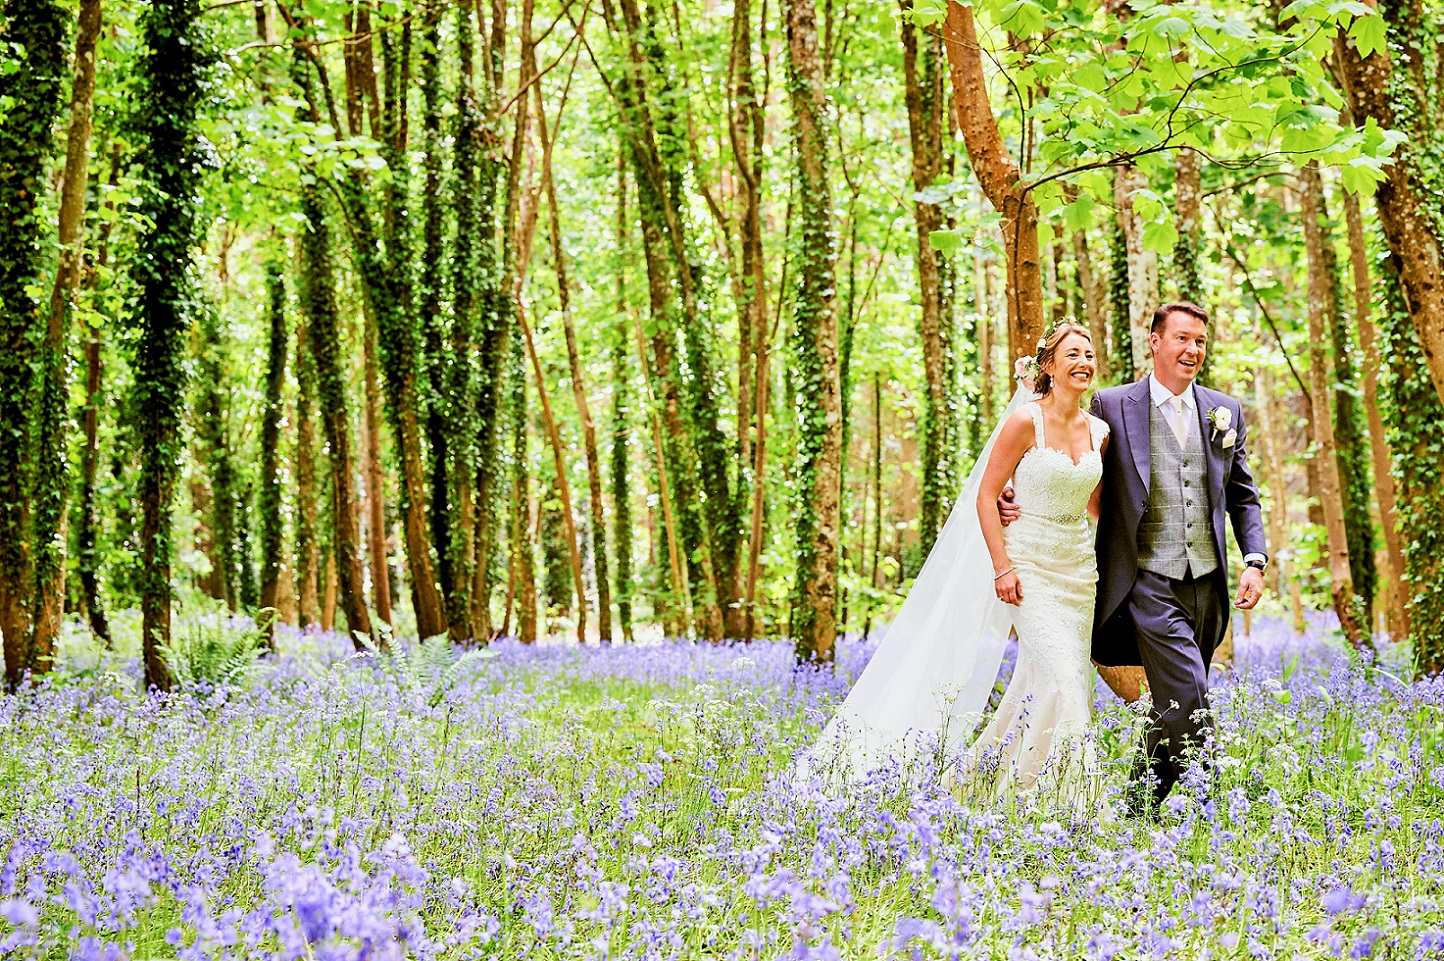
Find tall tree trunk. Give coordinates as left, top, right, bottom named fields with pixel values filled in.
left=1174, top=148, right=1207, bottom=382
left=462, top=0, right=512, bottom=643
left=741, top=302, right=773, bottom=644
left=1345, top=189, right=1408, bottom=639
left=610, top=355, right=635, bottom=639
left=32, top=0, right=102, bottom=667
left=197, top=307, right=241, bottom=611
left=297, top=186, right=373, bottom=646
left=361, top=303, right=392, bottom=626
left=942, top=3, right=1044, bottom=363
left=509, top=329, right=538, bottom=644
left=507, top=55, right=583, bottom=642
left=321, top=546, right=337, bottom=632
left=1258, top=366, right=1306, bottom=633
left=1378, top=260, right=1444, bottom=673
left=418, top=0, right=452, bottom=612
left=1114, top=165, right=1157, bottom=375
left=612, top=154, right=636, bottom=642
left=1299, top=162, right=1363, bottom=648
left=1072, top=223, right=1109, bottom=383
left=367, top=19, right=448, bottom=642
left=1173, top=148, right=1202, bottom=303
left=0, top=0, right=67, bottom=684
left=1107, top=222, right=1133, bottom=382
left=901, top=0, right=955, bottom=555
left=1334, top=18, right=1444, bottom=409
left=602, top=0, right=731, bottom=639
left=1314, top=183, right=1377, bottom=625
left=610, top=341, right=636, bottom=639
left=730, top=0, right=769, bottom=640
left=540, top=467, right=573, bottom=628
left=309, top=0, right=443, bottom=640
left=78, top=271, right=111, bottom=645
left=78, top=144, right=121, bottom=646
left=863, top=370, right=883, bottom=639
left=786, top=0, right=842, bottom=662
left=294, top=319, right=321, bottom=628
left=643, top=5, right=741, bottom=641
left=534, top=68, right=611, bottom=643
left=515, top=296, right=587, bottom=643
left=132, top=0, right=212, bottom=691
left=258, top=258, right=287, bottom=637
left=976, top=252, right=995, bottom=422
left=446, top=0, right=482, bottom=642
left=633, top=308, right=690, bottom=635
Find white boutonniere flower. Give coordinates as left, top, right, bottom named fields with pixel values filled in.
left=1207, top=406, right=1236, bottom=448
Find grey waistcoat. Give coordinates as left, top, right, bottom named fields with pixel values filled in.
left=1137, top=400, right=1219, bottom=580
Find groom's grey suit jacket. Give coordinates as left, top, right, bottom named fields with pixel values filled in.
left=1088, top=377, right=1268, bottom=666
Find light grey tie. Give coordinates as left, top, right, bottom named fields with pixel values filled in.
left=1169, top=395, right=1188, bottom=446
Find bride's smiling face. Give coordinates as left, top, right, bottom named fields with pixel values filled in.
left=1045, top=332, right=1096, bottom=392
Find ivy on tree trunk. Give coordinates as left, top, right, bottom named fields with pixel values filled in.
left=33, top=0, right=103, bottom=667
left=297, top=184, right=373, bottom=647
left=1108, top=223, right=1133, bottom=384
left=129, top=0, right=214, bottom=691
left=258, top=258, right=287, bottom=636
left=1300, top=162, right=1364, bottom=648
left=1378, top=261, right=1444, bottom=673
left=786, top=0, right=842, bottom=663
left=0, top=0, right=67, bottom=685
left=900, top=0, right=959, bottom=556
left=1333, top=8, right=1444, bottom=409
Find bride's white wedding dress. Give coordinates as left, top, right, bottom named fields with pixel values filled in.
left=796, top=390, right=1108, bottom=797
left=963, top=402, right=1106, bottom=791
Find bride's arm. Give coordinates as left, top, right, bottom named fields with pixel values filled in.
left=975, top=413, right=1035, bottom=605
left=1087, top=435, right=1110, bottom=521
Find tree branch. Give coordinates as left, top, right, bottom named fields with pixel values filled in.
left=1212, top=209, right=1312, bottom=404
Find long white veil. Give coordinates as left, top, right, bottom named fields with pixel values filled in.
left=797, top=383, right=1038, bottom=786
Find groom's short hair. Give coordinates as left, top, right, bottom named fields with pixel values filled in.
left=1152, top=301, right=1210, bottom=334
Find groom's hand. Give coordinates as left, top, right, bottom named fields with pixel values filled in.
left=998, top=487, right=1021, bottom=526
left=1235, top=567, right=1265, bottom=610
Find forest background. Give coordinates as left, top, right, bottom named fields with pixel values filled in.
left=2, top=0, right=1444, bottom=691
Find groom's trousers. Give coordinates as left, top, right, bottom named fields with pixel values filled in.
left=1127, top=568, right=1224, bottom=802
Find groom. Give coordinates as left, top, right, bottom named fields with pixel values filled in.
left=1092, top=302, right=1267, bottom=808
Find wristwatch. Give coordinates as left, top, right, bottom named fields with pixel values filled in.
left=1245, top=558, right=1267, bottom=572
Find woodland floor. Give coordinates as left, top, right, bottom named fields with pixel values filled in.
left=0, top=612, right=1440, bottom=959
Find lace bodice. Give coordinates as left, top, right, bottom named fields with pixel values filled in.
left=969, top=401, right=1110, bottom=800
left=1011, top=403, right=1108, bottom=523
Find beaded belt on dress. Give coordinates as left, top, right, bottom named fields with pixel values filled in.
left=1025, top=509, right=1087, bottom=523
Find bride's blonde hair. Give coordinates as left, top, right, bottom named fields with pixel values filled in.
left=1034, top=323, right=1093, bottom=396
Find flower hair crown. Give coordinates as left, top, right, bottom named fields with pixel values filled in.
left=1014, top=318, right=1075, bottom=391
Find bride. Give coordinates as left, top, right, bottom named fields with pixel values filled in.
left=798, top=323, right=1108, bottom=793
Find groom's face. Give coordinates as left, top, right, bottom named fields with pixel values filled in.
left=1149, top=312, right=1208, bottom=391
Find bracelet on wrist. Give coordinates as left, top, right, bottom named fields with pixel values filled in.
left=993, top=567, right=1014, bottom=580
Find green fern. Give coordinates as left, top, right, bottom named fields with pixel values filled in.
left=354, top=628, right=494, bottom=708
left=159, top=612, right=269, bottom=692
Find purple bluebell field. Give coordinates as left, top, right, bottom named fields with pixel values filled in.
left=1, top=613, right=1441, bottom=959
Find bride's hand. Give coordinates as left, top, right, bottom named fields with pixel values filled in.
left=994, top=569, right=1023, bottom=606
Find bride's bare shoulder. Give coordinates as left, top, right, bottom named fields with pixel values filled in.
left=1009, top=403, right=1040, bottom=427
left=997, top=407, right=1038, bottom=446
